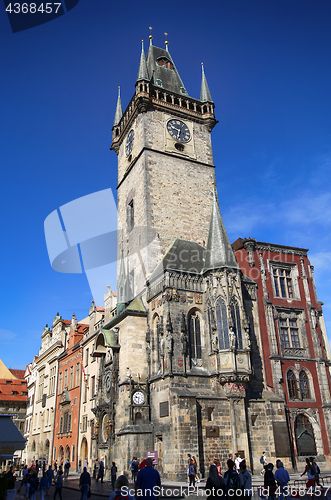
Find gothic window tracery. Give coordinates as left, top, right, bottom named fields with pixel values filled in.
left=216, top=298, right=229, bottom=350
left=299, top=370, right=311, bottom=400
left=295, top=414, right=317, bottom=456
left=230, top=299, right=243, bottom=349
left=188, top=312, right=202, bottom=360
left=287, top=370, right=298, bottom=399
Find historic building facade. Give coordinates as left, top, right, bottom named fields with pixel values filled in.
left=85, top=37, right=331, bottom=479
left=233, top=238, right=331, bottom=467
left=25, top=314, right=71, bottom=465
left=53, top=315, right=88, bottom=468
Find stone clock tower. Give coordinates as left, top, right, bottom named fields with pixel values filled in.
left=111, top=37, right=217, bottom=302
left=91, top=36, right=291, bottom=479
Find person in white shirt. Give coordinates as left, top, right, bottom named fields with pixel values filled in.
left=235, top=453, right=242, bottom=472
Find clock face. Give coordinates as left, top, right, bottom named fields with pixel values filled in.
left=104, top=373, right=111, bottom=402
left=167, top=120, right=190, bottom=143
left=132, top=391, right=145, bottom=405
left=125, top=129, right=134, bottom=156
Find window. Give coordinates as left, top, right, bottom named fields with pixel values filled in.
left=63, top=369, right=68, bottom=389
left=287, top=370, right=298, bottom=399
left=273, top=268, right=293, bottom=299
left=75, top=363, right=80, bottom=386
left=230, top=299, right=243, bottom=350
left=91, top=376, right=95, bottom=398
left=189, top=313, right=202, bottom=360
left=84, top=382, right=88, bottom=403
left=157, top=58, right=172, bottom=69
left=69, top=366, right=74, bottom=390
left=299, top=371, right=310, bottom=399
left=58, top=372, right=62, bottom=394
left=38, top=373, right=44, bottom=400
left=82, top=415, right=87, bottom=432
left=216, top=298, right=229, bottom=350
left=295, top=414, right=317, bottom=456
left=72, top=445, right=75, bottom=462
left=85, top=349, right=89, bottom=367
left=49, top=367, right=56, bottom=395
left=279, top=318, right=300, bottom=348
left=127, top=200, right=134, bottom=232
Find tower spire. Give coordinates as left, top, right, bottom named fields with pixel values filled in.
left=117, top=245, right=128, bottom=314
left=200, top=63, right=213, bottom=103
left=203, top=185, right=239, bottom=272
left=149, top=26, right=153, bottom=46
left=136, top=40, right=149, bottom=83
left=113, top=86, right=123, bottom=127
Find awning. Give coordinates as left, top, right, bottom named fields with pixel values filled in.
left=0, top=416, right=25, bottom=458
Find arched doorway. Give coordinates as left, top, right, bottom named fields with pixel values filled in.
left=65, top=445, right=70, bottom=461
left=80, top=437, right=88, bottom=463
left=295, top=414, right=317, bottom=456
left=58, top=445, right=64, bottom=464
left=44, top=440, right=50, bottom=464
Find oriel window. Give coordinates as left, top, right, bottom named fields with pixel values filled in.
left=273, top=268, right=293, bottom=299
left=230, top=299, right=243, bottom=349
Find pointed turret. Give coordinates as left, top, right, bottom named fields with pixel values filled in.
left=203, top=187, right=239, bottom=272
left=113, top=86, right=123, bottom=127
left=117, top=247, right=128, bottom=314
left=200, top=63, right=213, bottom=103
left=136, top=40, right=149, bottom=83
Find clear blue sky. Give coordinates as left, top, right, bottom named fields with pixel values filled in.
left=1, top=0, right=331, bottom=368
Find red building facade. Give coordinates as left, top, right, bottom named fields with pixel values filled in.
left=233, top=238, right=331, bottom=467
left=53, top=316, right=88, bottom=469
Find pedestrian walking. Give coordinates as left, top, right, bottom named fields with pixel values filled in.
left=64, top=460, right=70, bottom=479
left=239, top=461, right=252, bottom=500
left=206, top=464, right=226, bottom=500
left=260, top=452, right=267, bottom=475
left=188, top=459, right=196, bottom=487
left=274, top=461, right=290, bottom=500
left=264, top=463, right=276, bottom=500
left=224, top=459, right=241, bottom=500
left=135, top=457, right=161, bottom=500
left=54, top=461, right=57, bottom=473
left=53, top=470, right=63, bottom=500
left=310, top=457, right=321, bottom=486
left=46, top=466, right=54, bottom=496
left=29, top=470, right=39, bottom=500
left=192, top=456, right=200, bottom=483
left=111, top=462, right=117, bottom=490
left=78, top=460, right=82, bottom=474
left=109, top=475, right=135, bottom=500
left=79, top=467, right=91, bottom=500
left=40, top=472, right=48, bottom=500
left=301, top=458, right=316, bottom=488
left=132, top=457, right=139, bottom=484
left=97, top=457, right=105, bottom=483
left=235, top=454, right=242, bottom=473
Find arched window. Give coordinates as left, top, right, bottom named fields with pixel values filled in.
left=287, top=370, right=298, bottom=399
left=216, top=298, right=229, bottom=350
left=189, top=313, right=202, bottom=360
left=299, top=371, right=310, bottom=400
left=230, top=300, right=242, bottom=349
left=295, top=414, right=317, bottom=456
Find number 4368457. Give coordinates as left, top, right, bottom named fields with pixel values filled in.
left=6, top=3, right=62, bottom=13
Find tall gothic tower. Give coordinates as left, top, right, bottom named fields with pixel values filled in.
left=111, top=37, right=217, bottom=302
left=91, top=36, right=293, bottom=479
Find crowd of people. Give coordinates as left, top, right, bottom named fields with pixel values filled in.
left=2, top=452, right=324, bottom=500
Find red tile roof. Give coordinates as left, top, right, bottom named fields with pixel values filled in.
left=9, top=369, right=25, bottom=380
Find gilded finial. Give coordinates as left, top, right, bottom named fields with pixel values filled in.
left=164, top=32, right=169, bottom=51
left=149, top=26, right=153, bottom=45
